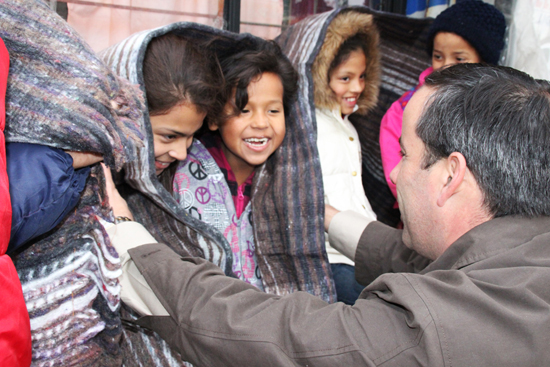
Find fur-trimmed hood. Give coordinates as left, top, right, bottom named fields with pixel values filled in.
left=277, top=7, right=380, bottom=120
left=313, top=10, right=380, bottom=114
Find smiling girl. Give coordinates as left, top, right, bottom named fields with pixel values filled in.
left=172, top=41, right=297, bottom=288
left=309, top=11, right=380, bottom=305
left=141, top=33, right=222, bottom=183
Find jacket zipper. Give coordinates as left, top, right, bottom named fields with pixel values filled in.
left=236, top=185, right=245, bottom=218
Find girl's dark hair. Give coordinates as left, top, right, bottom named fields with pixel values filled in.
left=327, top=34, right=368, bottom=79
left=144, top=33, right=223, bottom=191
left=143, top=33, right=223, bottom=119
left=215, top=40, right=298, bottom=126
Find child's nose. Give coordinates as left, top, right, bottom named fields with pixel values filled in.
left=168, top=141, right=190, bottom=161
left=251, top=113, right=269, bottom=128
left=350, top=79, right=363, bottom=93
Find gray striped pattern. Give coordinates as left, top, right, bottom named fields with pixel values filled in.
left=102, top=22, right=337, bottom=304
left=0, top=0, right=146, bottom=365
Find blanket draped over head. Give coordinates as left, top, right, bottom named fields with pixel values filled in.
left=0, top=1, right=149, bottom=366
left=0, top=1, right=336, bottom=365
left=100, top=23, right=337, bottom=304
left=277, top=7, right=433, bottom=227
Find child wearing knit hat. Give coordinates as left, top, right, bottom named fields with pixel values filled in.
left=379, top=0, right=506, bottom=201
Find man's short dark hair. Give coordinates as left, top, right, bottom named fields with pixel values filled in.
left=417, top=63, right=550, bottom=218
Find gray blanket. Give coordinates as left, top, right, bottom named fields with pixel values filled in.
left=0, top=1, right=337, bottom=365
left=277, top=6, right=432, bottom=227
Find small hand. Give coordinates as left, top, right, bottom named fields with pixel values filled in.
left=67, top=151, right=103, bottom=169
left=101, top=163, right=134, bottom=220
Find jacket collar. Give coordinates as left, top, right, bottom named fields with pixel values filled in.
left=422, top=216, right=550, bottom=273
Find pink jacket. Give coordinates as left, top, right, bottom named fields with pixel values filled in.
left=379, top=67, right=433, bottom=199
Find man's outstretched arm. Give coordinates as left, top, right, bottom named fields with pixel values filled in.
left=127, top=242, right=441, bottom=367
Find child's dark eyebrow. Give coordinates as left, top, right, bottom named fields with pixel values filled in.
left=163, top=129, right=192, bottom=137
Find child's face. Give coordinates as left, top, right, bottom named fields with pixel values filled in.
left=150, top=103, right=205, bottom=175
left=209, top=72, right=285, bottom=180
left=328, top=49, right=366, bottom=116
left=432, top=32, right=481, bottom=70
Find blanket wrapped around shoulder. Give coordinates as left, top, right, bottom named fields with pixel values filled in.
left=277, top=7, right=432, bottom=227
left=0, top=1, right=336, bottom=365
left=0, top=1, right=184, bottom=366
left=101, top=23, right=337, bottom=302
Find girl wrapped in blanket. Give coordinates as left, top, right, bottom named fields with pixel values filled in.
left=307, top=10, right=380, bottom=304
left=172, top=41, right=298, bottom=289
left=104, top=25, right=335, bottom=313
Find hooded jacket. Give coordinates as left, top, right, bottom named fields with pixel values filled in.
left=277, top=9, right=380, bottom=265
left=279, top=7, right=434, bottom=229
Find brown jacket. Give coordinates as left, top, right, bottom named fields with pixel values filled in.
left=132, top=216, right=550, bottom=366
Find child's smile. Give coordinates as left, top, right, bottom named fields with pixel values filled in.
left=151, top=103, right=205, bottom=176
left=244, top=137, right=269, bottom=149
left=210, top=72, right=286, bottom=185
left=328, top=50, right=366, bottom=116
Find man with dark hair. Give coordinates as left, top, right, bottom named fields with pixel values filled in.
left=109, top=64, right=550, bottom=366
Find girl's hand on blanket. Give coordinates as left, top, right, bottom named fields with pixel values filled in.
left=324, top=204, right=340, bottom=232
left=101, top=163, right=134, bottom=221
left=67, top=151, right=103, bottom=169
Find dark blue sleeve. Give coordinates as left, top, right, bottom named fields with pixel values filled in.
left=6, top=143, right=90, bottom=252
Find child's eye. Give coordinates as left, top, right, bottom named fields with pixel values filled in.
left=360, top=73, right=366, bottom=79
left=433, top=54, right=442, bottom=61
left=268, top=109, right=281, bottom=114
left=340, top=76, right=350, bottom=82
left=456, top=57, right=466, bottom=63
left=241, top=109, right=250, bottom=114
left=163, top=134, right=177, bottom=141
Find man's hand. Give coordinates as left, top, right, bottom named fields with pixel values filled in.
left=101, top=163, right=134, bottom=220
left=67, top=151, right=103, bottom=169
left=324, top=204, right=340, bottom=232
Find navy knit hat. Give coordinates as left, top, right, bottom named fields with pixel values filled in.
left=427, top=0, right=506, bottom=65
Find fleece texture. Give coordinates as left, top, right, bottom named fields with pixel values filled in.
left=101, top=23, right=336, bottom=308
left=0, top=0, right=151, bottom=365
left=277, top=6, right=433, bottom=227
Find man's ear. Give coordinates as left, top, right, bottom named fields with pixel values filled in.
left=208, top=120, right=219, bottom=131
left=437, top=152, right=467, bottom=207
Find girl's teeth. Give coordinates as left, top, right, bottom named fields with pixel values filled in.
left=244, top=138, right=268, bottom=145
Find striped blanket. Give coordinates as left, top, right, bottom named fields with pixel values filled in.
left=101, top=23, right=337, bottom=304
left=0, top=1, right=337, bottom=365
left=278, top=7, right=433, bottom=227
left=0, top=0, right=147, bottom=365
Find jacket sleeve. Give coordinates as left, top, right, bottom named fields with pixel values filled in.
left=379, top=99, right=404, bottom=199
left=105, top=220, right=169, bottom=316
left=129, top=243, right=443, bottom=366
left=355, top=221, right=431, bottom=285
left=7, top=143, right=90, bottom=252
